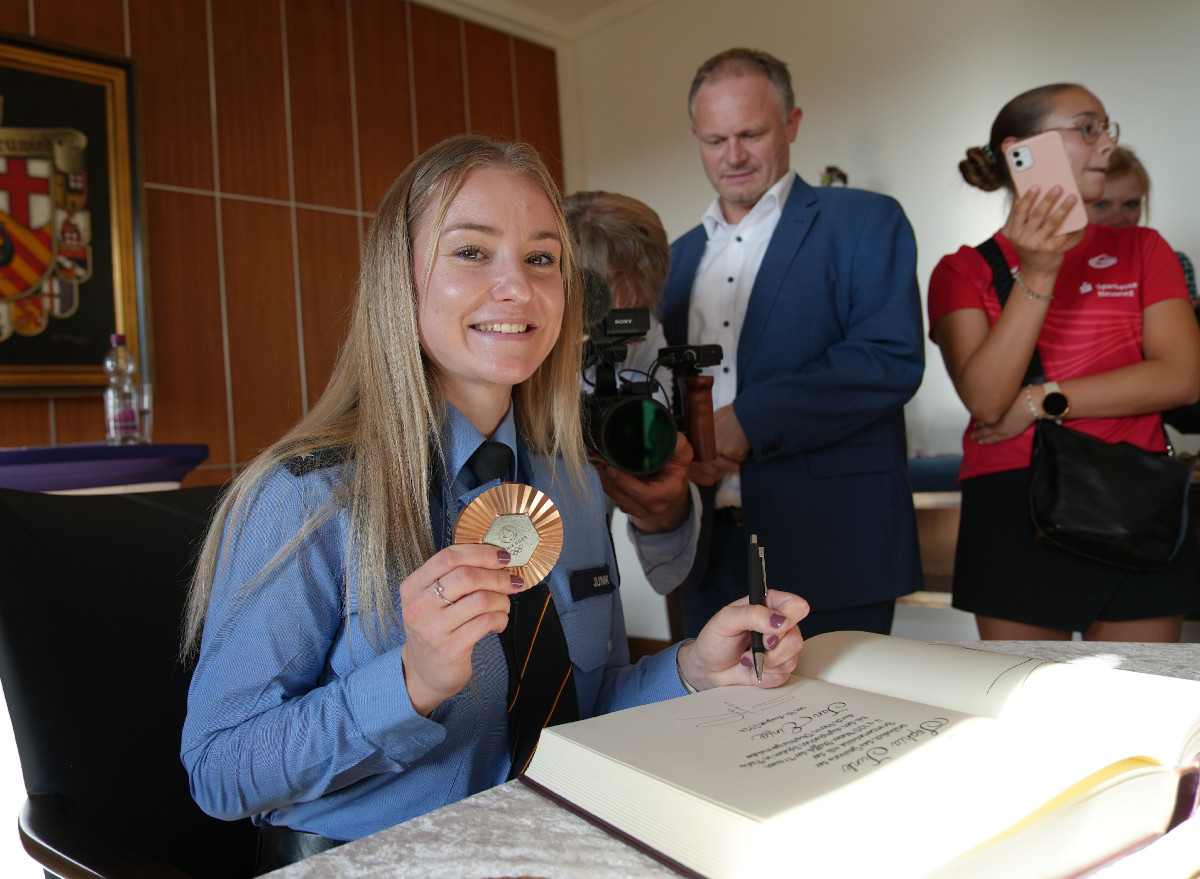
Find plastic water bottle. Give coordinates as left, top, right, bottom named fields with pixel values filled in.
left=103, top=333, right=139, bottom=444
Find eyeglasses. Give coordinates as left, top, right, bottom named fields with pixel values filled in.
left=1040, top=119, right=1120, bottom=146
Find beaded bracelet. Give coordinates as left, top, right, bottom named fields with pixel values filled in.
left=1024, top=385, right=1041, bottom=420
left=1012, top=269, right=1053, bottom=303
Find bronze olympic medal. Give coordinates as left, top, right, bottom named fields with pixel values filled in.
left=453, top=482, right=563, bottom=587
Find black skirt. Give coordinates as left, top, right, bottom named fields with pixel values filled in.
left=952, top=467, right=1200, bottom=631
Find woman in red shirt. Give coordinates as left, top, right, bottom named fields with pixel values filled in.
left=927, top=83, right=1200, bottom=642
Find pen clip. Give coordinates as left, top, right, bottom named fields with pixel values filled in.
left=748, top=534, right=767, bottom=600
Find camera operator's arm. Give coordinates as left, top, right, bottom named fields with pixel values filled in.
left=595, top=432, right=701, bottom=596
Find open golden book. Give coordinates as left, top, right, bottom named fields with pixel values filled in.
left=522, top=632, right=1200, bottom=879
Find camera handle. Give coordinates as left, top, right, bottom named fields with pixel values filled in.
left=680, top=375, right=717, bottom=462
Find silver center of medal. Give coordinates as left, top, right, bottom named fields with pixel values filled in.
left=482, top=513, right=541, bottom=566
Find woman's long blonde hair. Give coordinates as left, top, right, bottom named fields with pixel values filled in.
left=183, top=135, right=587, bottom=658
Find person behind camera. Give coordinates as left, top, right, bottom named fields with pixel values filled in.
left=566, top=190, right=672, bottom=379
left=928, top=84, right=1200, bottom=642
left=565, top=190, right=701, bottom=592
left=180, top=134, right=810, bottom=868
left=660, top=47, right=925, bottom=639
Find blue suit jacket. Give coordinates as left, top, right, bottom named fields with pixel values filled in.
left=662, top=175, right=925, bottom=610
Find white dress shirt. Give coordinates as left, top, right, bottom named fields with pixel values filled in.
left=687, top=172, right=794, bottom=509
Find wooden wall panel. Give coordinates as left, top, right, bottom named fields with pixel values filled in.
left=286, top=0, right=357, bottom=210
left=31, top=0, right=126, bottom=55
left=351, top=0, right=414, bottom=213
left=0, top=1, right=564, bottom=471
left=129, top=0, right=214, bottom=191
left=220, top=199, right=302, bottom=460
left=143, top=188, right=229, bottom=460
left=296, top=208, right=358, bottom=406
left=514, top=37, right=563, bottom=190
left=409, top=3, right=465, bottom=153
left=2, top=399, right=49, bottom=446
left=210, top=0, right=289, bottom=200
left=53, top=396, right=104, bottom=443
left=465, top=23, right=515, bottom=141
left=0, top=0, right=29, bottom=32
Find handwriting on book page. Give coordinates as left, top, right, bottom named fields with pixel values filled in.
left=682, top=692, right=953, bottom=775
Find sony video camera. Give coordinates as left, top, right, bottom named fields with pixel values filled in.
left=581, top=270, right=722, bottom=476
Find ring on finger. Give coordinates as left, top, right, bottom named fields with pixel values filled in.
left=432, top=579, right=454, bottom=607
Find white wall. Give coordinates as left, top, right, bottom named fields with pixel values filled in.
left=560, top=0, right=1200, bottom=459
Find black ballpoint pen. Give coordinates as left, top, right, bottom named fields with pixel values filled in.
left=748, top=534, right=767, bottom=683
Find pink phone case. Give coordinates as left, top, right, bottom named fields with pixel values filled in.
left=1005, top=131, right=1088, bottom=234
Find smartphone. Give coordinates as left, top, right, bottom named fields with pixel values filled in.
left=1005, top=131, right=1088, bottom=235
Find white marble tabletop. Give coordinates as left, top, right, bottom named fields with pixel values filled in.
left=265, top=642, right=1200, bottom=879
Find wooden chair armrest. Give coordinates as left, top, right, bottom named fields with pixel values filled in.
left=19, top=794, right=192, bottom=879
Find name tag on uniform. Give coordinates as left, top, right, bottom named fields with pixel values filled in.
left=570, top=565, right=614, bottom=601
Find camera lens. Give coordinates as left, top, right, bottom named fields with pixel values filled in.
left=586, top=396, right=676, bottom=476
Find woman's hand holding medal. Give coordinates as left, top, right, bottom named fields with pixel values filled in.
left=399, top=543, right=525, bottom=717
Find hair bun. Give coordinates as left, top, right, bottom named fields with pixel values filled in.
left=959, top=146, right=1005, bottom=192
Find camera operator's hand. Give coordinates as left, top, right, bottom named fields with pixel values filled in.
left=594, top=431, right=693, bottom=533
left=687, top=403, right=747, bottom=486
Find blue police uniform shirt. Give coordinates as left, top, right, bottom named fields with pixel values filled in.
left=182, top=404, right=688, bottom=841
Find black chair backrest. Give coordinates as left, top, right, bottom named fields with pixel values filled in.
left=0, top=485, right=259, bottom=878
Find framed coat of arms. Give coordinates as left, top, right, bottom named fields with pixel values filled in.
left=0, top=32, right=146, bottom=392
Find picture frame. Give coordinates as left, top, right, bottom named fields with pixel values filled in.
left=0, top=32, right=146, bottom=393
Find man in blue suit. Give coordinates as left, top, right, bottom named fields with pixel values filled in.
left=662, top=48, right=924, bottom=638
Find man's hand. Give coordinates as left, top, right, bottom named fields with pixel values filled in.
left=594, top=431, right=694, bottom=534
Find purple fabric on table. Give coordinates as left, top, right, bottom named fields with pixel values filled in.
left=0, top=443, right=209, bottom=491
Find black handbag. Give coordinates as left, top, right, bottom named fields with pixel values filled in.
left=1029, top=419, right=1195, bottom=570
left=977, top=237, right=1197, bottom=571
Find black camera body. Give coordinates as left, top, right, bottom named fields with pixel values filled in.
left=582, top=305, right=722, bottom=476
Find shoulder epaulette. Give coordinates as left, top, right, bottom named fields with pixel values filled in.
left=283, top=447, right=347, bottom=476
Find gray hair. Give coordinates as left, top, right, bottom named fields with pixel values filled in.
left=688, top=48, right=795, bottom=123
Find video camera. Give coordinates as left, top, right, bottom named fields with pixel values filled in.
left=581, top=271, right=722, bottom=476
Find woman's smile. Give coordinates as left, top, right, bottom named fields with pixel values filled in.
left=413, top=166, right=565, bottom=425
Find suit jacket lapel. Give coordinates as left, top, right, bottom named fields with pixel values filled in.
left=663, top=226, right=707, bottom=346
left=738, top=176, right=819, bottom=373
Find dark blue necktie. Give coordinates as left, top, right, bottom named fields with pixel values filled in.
left=462, top=441, right=578, bottom=779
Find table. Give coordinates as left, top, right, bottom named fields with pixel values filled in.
left=0, top=442, right=209, bottom=493
left=265, top=642, right=1200, bottom=879
left=909, top=455, right=962, bottom=510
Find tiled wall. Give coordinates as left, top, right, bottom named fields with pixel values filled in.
left=0, top=0, right=562, bottom=485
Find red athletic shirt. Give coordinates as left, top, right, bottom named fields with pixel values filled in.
left=927, top=224, right=1188, bottom=480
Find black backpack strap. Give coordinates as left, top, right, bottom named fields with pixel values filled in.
left=974, top=237, right=1046, bottom=386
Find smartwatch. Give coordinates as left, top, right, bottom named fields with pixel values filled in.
left=1041, top=381, right=1070, bottom=420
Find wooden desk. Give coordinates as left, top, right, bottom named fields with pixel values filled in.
left=263, top=642, right=1200, bottom=879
